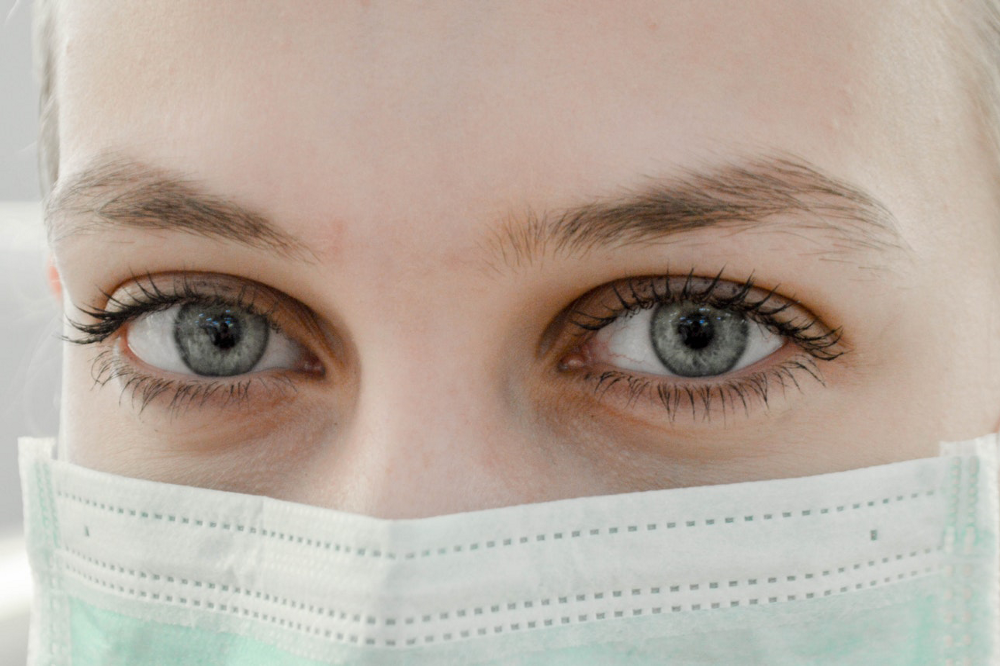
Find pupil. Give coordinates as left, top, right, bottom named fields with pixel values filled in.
left=201, top=314, right=241, bottom=351
left=676, top=312, right=714, bottom=350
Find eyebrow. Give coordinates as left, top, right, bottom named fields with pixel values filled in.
left=48, top=153, right=904, bottom=273
left=482, top=154, right=907, bottom=272
left=46, top=156, right=315, bottom=261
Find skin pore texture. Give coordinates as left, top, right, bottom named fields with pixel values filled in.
left=50, top=1, right=1000, bottom=519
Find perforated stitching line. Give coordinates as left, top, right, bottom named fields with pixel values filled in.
left=55, top=487, right=938, bottom=561
left=62, top=543, right=943, bottom=648
left=63, top=556, right=940, bottom=649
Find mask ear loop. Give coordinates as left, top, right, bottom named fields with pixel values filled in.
left=986, top=416, right=1000, bottom=664
left=995, top=413, right=1000, bottom=507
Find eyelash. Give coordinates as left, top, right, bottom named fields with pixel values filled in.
left=67, top=275, right=279, bottom=345
left=66, top=274, right=298, bottom=414
left=560, top=270, right=845, bottom=420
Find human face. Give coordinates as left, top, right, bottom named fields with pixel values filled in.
left=50, top=1, right=1000, bottom=518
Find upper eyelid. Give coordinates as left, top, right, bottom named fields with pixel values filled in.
left=65, top=273, right=296, bottom=346
left=69, top=272, right=351, bottom=375
left=567, top=273, right=785, bottom=327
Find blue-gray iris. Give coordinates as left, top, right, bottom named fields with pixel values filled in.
left=649, top=303, right=749, bottom=377
left=174, top=304, right=269, bottom=376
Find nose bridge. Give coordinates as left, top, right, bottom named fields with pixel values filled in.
left=331, top=303, right=525, bottom=518
left=315, top=224, right=549, bottom=517
left=363, top=349, right=486, bottom=445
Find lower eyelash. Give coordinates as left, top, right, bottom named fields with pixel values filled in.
left=90, top=348, right=297, bottom=416
left=582, top=357, right=824, bottom=423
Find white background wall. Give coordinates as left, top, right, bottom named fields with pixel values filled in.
left=3, top=1, right=50, bottom=661
left=2, top=1, right=54, bottom=511
left=2, top=0, right=42, bottom=201
left=0, top=202, right=57, bottom=524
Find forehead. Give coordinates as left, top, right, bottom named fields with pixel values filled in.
left=55, top=1, right=960, bottom=249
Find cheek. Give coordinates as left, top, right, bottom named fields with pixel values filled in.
left=58, top=334, right=339, bottom=487
left=910, top=273, right=1000, bottom=436
left=60, top=342, right=110, bottom=468
left=839, top=330, right=998, bottom=458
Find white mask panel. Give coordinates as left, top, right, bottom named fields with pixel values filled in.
left=19, top=435, right=1000, bottom=665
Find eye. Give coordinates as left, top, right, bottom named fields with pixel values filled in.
left=126, top=302, right=307, bottom=377
left=66, top=273, right=326, bottom=412
left=593, top=302, right=784, bottom=378
left=556, top=272, right=845, bottom=418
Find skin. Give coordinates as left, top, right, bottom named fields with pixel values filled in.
left=50, top=0, right=1000, bottom=519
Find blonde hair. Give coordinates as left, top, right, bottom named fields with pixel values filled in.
left=31, top=0, right=1000, bottom=197
left=33, top=0, right=58, bottom=196
left=960, top=1, right=1000, bottom=179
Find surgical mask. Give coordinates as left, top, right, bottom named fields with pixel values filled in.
left=20, top=435, right=1000, bottom=665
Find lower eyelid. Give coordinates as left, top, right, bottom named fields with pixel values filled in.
left=579, top=334, right=798, bottom=385
left=92, top=346, right=302, bottom=414
left=564, top=352, right=826, bottom=423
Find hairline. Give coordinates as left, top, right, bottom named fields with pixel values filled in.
left=33, top=1, right=1000, bottom=206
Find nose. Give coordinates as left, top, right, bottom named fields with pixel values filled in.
left=301, top=336, right=554, bottom=519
